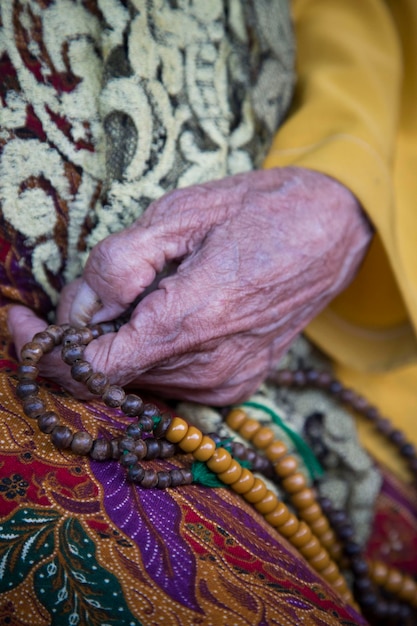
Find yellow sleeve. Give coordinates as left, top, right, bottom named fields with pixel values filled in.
left=263, top=0, right=417, bottom=372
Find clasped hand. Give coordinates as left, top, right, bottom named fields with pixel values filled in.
left=8, top=167, right=371, bottom=404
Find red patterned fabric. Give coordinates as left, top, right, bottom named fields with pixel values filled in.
left=0, top=2, right=416, bottom=625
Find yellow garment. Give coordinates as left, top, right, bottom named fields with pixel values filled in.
left=263, top=0, right=417, bottom=477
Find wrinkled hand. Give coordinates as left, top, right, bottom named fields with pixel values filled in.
left=8, top=167, right=372, bottom=404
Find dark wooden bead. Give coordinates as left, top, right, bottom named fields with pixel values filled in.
left=158, top=440, right=176, bottom=458
left=38, top=411, right=60, bottom=433
left=90, top=438, right=112, bottom=460
left=338, top=524, right=355, bottom=541
left=144, top=439, right=160, bottom=460
left=102, top=385, right=126, bottom=408
left=275, top=369, right=294, bottom=386
left=360, top=591, right=378, bottom=609
left=328, top=380, right=343, bottom=395
left=389, top=429, right=407, bottom=446
left=138, top=415, right=154, bottom=432
left=89, top=325, right=103, bottom=339
left=140, top=469, right=159, bottom=488
left=156, top=471, right=172, bottom=489
left=180, top=468, right=193, bottom=485
left=119, top=436, right=136, bottom=453
left=23, top=396, right=46, bottom=419
left=350, top=557, right=369, bottom=576
left=142, top=403, right=161, bottom=418
left=364, top=407, right=380, bottom=420
left=21, top=342, right=43, bottom=363
left=16, top=380, right=39, bottom=399
left=375, top=417, right=393, bottom=434
left=61, top=344, right=84, bottom=365
left=305, top=369, right=320, bottom=384
left=86, top=372, right=109, bottom=395
left=208, top=432, right=222, bottom=446
left=339, top=388, right=356, bottom=404
left=316, top=371, right=332, bottom=388
left=121, top=394, right=144, bottom=417
left=63, top=330, right=85, bottom=345
left=329, top=509, right=348, bottom=526
left=344, top=541, right=361, bottom=557
left=45, top=324, right=66, bottom=345
left=120, top=451, right=139, bottom=467
left=230, top=442, right=247, bottom=459
left=32, top=331, right=55, bottom=353
left=354, top=577, right=373, bottom=593
left=127, top=464, right=145, bottom=483
left=153, top=413, right=172, bottom=439
left=51, top=425, right=73, bottom=449
left=170, top=469, right=186, bottom=487
left=293, top=370, right=307, bottom=387
left=70, top=431, right=93, bottom=455
left=71, top=360, right=93, bottom=382
left=17, top=363, right=39, bottom=380
left=126, top=423, right=142, bottom=438
left=350, top=395, right=370, bottom=412
left=400, top=442, right=416, bottom=458
left=133, top=439, right=147, bottom=459
left=110, top=438, right=122, bottom=459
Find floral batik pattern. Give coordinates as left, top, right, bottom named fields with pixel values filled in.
left=1, top=2, right=416, bottom=626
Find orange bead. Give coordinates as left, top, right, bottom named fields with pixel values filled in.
left=264, top=439, right=288, bottom=462
left=291, top=488, right=316, bottom=509
left=384, top=568, right=403, bottom=594
left=251, top=426, right=274, bottom=449
left=230, top=468, right=255, bottom=494
left=243, top=477, right=267, bottom=504
left=289, top=521, right=312, bottom=548
left=226, top=408, right=247, bottom=431
left=299, top=503, right=322, bottom=523
left=165, top=417, right=189, bottom=443
left=217, top=460, right=243, bottom=485
left=309, top=516, right=330, bottom=537
left=254, top=491, right=279, bottom=515
left=206, top=448, right=233, bottom=474
left=308, top=549, right=331, bottom=571
left=320, top=562, right=341, bottom=584
left=238, top=418, right=261, bottom=441
left=370, top=560, right=388, bottom=585
left=178, top=425, right=203, bottom=452
left=273, top=455, right=298, bottom=478
left=281, top=472, right=308, bottom=494
left=319, top=528, right=338, bottom=551
left=277, top=514, right=299, bottom=538
left=264, top=502, right=291, bottom=528
left=299, top=536, right=321, bottom=559
left=192, top=435, right=216, bottom=462
left=399, top=575, right=417, bottom=604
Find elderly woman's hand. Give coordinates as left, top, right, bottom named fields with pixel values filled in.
left=8, top=167, right=372, bottom=404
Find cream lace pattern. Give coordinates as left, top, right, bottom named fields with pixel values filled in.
left=0, top=0, right=294, bottom=303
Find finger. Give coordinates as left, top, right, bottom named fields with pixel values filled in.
left=69, top=213, right=193, bottom=327
left=8, top=305, right=94, bottom=398
left=8, top=305, right=48, bottom=358
left=56, top=278, right=84, bottom=325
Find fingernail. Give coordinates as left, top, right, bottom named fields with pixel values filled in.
left=70, top=281, right=102, bottom=326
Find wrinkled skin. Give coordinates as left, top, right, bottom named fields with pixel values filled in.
left=8, top=167, right=372, bottom=405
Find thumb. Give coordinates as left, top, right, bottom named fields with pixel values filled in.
left=69, top=224, right=187, bottom=327
left=8, top=305, right=48, bottom=359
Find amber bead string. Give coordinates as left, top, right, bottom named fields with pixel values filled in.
left=15, top=323, right=417, bottom=622
left=225, top=407, right=417, bottom=624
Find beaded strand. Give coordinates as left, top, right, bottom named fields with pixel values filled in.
left=15, top=323, right=417, bottom=624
